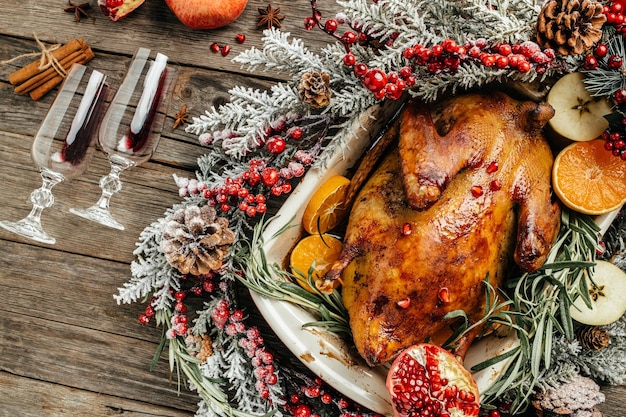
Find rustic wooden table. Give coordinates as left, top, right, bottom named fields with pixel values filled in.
left=0, top=1, right=624, bottom=416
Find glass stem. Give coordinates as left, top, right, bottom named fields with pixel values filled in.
left=25, top=168, right=64, bottom=224
left=94, top=162, right=126, bottom=213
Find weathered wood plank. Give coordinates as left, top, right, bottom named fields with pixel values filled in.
left=0, top=0, right=331, bottom=77
left=0, top=371, right=194, bottom=417
left=0, top=311, right=198, bottom=412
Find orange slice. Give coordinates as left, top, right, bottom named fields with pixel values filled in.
left=552, top=139, right=626, bottom=215
left=289, top=234, right=343, bottom=293
left=302, top=175, right=351, bottom=234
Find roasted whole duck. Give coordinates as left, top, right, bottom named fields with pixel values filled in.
left=320, top=91, right=561, bottom=367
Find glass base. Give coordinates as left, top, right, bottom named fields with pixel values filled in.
left=0, top=218, right=56, bottom=244
left=70, top=206, right=125, bottom=230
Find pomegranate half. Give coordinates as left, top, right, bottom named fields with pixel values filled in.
left=386, top=343, right=481, bottom=417
left=98, top=0, right=145, bottom=21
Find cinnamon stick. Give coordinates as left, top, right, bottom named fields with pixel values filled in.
left=15, top=50, right=86, bottom=95
left=29, top=49, right=95, bottom=101
left=9, top=38, right=87, bottom=85
left=9, top=38, right=95, bottom=101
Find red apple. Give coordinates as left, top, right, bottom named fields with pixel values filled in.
left=164, top=0, right=249, bottom=30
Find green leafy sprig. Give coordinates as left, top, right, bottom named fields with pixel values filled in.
left=233, top=218, right=351, bottom=337
left=478, top=208, right=600, bottom=413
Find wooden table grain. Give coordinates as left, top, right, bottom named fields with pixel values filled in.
left=0, top=1, right=623, bottom=416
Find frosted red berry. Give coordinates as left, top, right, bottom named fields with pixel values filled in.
left=362, top=69, right=388, bottom=92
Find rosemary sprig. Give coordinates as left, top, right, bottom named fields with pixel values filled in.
left=233, top=218, right=351, bottom=337
left=479, top=208, right=600, bottom=413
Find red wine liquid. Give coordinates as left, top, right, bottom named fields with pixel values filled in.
left=126, top=68, right=168, bottom=153
left=61, top=84, right=108, bottom=165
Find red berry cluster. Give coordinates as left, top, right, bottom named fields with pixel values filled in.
left=305, top=2, right=556, bottom=101
left=139, top=273, right=218, bottom=328
left=582, top=42, right=621, bottom=70
left=187, top=114, right=313, bottom=217
left=178, top=156, right=307, bottom=217
left=239, top=326, right=279, bottom=399
left=603, top=1, right=626, bottom=36
left=282, top=377, right=385, bottom=417
left=602, top=127, right=626, bottom=160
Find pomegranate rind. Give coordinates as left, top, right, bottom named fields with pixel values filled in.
left=386, top=343, right=480, bottom=417
left=98, top=0, right=145, bottom=21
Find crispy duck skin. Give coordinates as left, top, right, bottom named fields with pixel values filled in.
left=321, top=92, right=561, bottom=367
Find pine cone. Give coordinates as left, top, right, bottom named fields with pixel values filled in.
left=536, top=0, right=606, bottom=55
left=298, top=70, right=332, bottom=108
left=161, top=205, right=236, bottom=275
left=185, top=333, right=213, bottom=363
left=532, top=375, right=605, bottom=417
left=577, top=325, right=611, bottom=351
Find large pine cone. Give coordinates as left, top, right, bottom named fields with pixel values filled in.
left=161, top=205, right=235, bottom=275
left=576, top=325, right=611, bottom=351
left=532, top=375, right=605, bottom=417
left=536, top=0, right=606, bottom=55
left=298, top=70, right=332, bottom=108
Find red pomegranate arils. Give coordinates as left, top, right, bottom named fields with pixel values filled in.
left=386, top=344, right=480, bottom=417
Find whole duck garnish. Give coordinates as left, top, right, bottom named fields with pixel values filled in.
left=320, top=91, right=561, bottom=366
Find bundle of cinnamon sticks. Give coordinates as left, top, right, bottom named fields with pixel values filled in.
left=9, top=38, right=95, bottom=101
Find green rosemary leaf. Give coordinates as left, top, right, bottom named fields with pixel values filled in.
left=558, top=290, right=574, bottom=339
left=470, top=345, right=520, bottom=371
left=531, top=316, right=545, bottom=377
left=540, top=260, right=596, bottom=270
left=544, top=317, right=553, bottom=368
left=443, top=309, right=469, bottom=321
left=274, top=280, right=322, bottom=304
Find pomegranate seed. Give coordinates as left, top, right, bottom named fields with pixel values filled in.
left=401, top=222, right=412, bottom=236
left=235, top=33, right=246, bottom=44
left=221, top=45, right=231, bottom=57
left=397, top=298, right=411, bottom=308
left=438, top=288, right=451, bottom=303
left=471, top=185, right=483, bottom=197
left=486, top=161, right=499, bottom=173
left=210, top=43, right=220, bottom=53
left=490, top=179, right=502, bottom=191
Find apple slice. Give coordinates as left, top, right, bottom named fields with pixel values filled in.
left=546, top=72, right=613, bottom=143
left=570, top=260, right=626, bottom=326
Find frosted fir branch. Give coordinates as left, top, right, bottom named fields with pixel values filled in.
left=187, top=84, right=302, bottom=158
left=234, top=28, right=324, bottom=76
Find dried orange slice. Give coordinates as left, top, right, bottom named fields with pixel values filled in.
left=289, top=234, right=343, bottom=293
left=552, top=139, right=626, bottom=215
left=302, top=175, right=351, bottom=234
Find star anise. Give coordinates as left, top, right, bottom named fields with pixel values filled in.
left=173, top=104, right=189, bottom=129
left=64, top=0, right=92, bottom=22
left=257, top=4, right=285, bottom=30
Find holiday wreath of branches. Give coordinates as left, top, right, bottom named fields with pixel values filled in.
left=115, top=1, right=626, bottom=416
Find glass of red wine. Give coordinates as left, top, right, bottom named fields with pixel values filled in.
left=71, top=48, right=177, bottom=230
left=0, top=64, right=108, bottom=244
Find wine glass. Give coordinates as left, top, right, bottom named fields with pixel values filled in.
left=0, top=64, right=108, bottom=244
left=70, top=47, right=177, bottom=230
